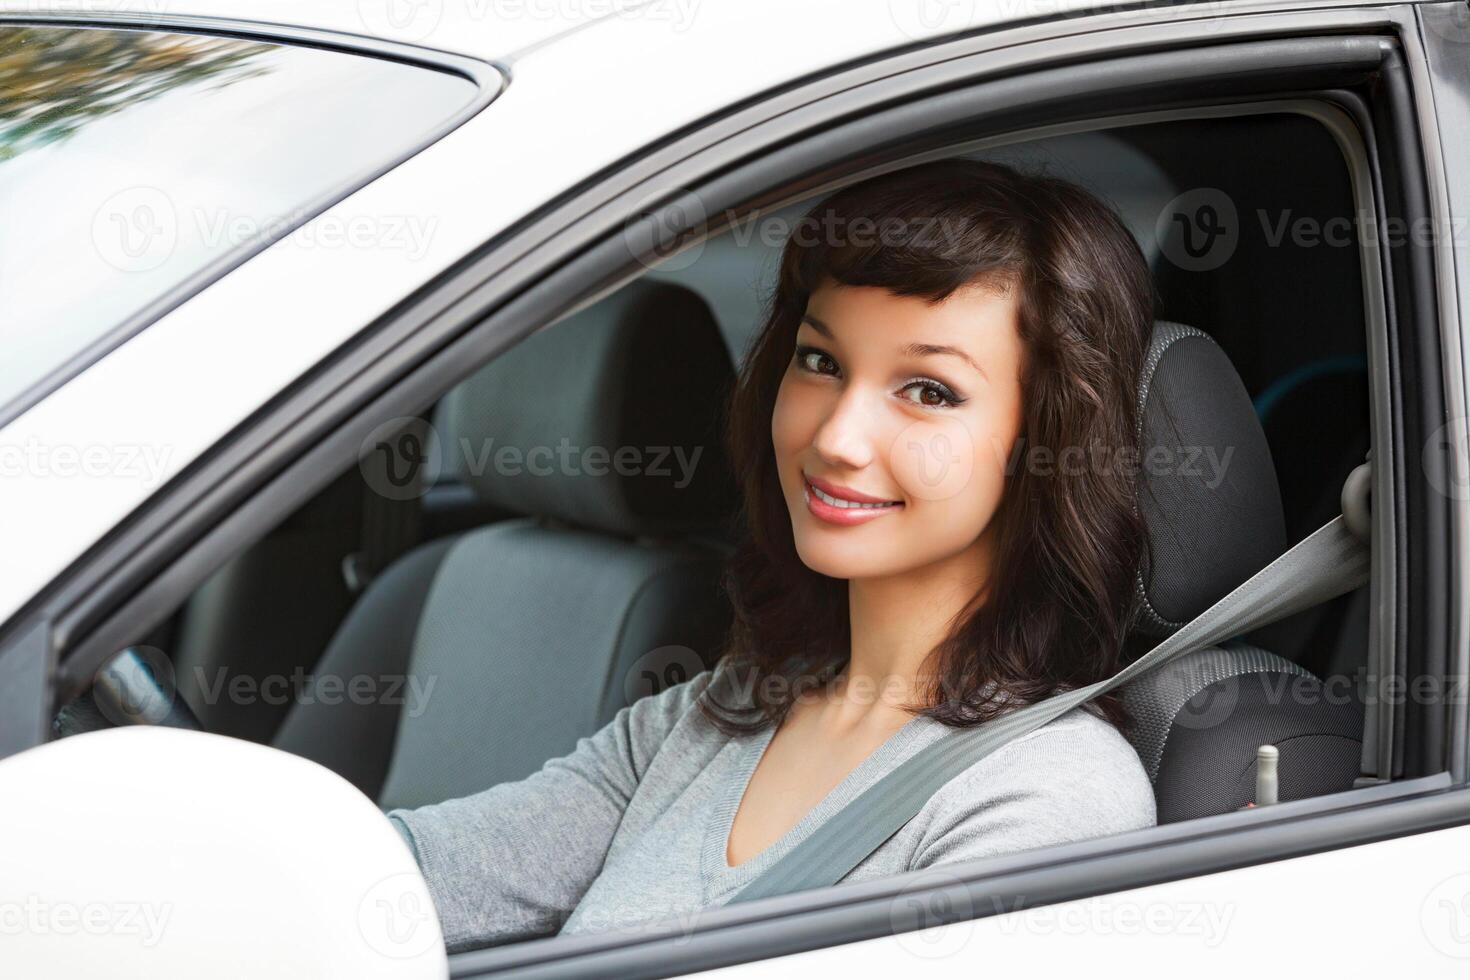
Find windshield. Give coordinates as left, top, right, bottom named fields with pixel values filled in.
left=0, top=25, right=480, bottom=417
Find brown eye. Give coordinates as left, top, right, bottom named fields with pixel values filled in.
left=899, top=379, right=962, bottom=408
left=796, top=348, right=838, bottom=375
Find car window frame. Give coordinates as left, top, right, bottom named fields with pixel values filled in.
left=1413, top=0, right=1470, bottom=789
left=0, top=2, right=1462, bottom=975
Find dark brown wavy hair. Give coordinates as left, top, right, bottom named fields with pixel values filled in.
left=701, top=157, right=1156, bottom=736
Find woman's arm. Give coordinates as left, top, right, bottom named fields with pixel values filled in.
left=387, top=671, right=713, bottom=951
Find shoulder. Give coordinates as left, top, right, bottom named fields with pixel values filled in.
left=616, top=664, right=738, bottom=766
left=907, top=708, right=1156, bottom=867
left=620, top=666, right=719, bottom=742
left=629, top=666, right=719, bottom=716
left=950, top=707, right=1153, bottom=811
left=998, top=706, right=1152, bottom=779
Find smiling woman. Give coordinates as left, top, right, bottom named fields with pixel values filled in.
left=704, top=158, right=1157, bottom=869
left=712, top=158, right=1155, bottom=735
left=388, top=157, right=1160, bottom=948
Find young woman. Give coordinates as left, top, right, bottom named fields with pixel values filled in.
left=388, top=158, right=1158, bottom=949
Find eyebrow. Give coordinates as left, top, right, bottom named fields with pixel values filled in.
left=800, top=313, right=832, bottom=337
left=902, top=342, right=987, bottom=379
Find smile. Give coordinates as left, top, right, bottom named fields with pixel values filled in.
left=802, top=475, right=903, bottom=526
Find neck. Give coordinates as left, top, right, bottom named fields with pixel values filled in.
left=837, top=530, right=994, bottom=716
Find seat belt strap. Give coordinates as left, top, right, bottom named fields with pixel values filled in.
left=729, top=514, right=1371, bottom=904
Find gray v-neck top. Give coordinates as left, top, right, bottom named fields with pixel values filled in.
left=388, top=667, right=1156, bottom=951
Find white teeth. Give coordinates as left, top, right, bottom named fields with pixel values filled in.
left=809, top=484, right=897, bottom=510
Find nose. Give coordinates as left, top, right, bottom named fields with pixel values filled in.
left=811, top=385, right=877, bottom=470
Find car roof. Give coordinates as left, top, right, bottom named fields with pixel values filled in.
left=3, top=0, right=1196, bottom=63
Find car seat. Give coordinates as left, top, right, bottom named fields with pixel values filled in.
left=1121, top=322, right=1366, bottom=822
left=273, top=281, right=737, bottom=809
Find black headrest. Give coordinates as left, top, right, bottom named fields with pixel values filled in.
left=436, top=280, right=736, bottom=537
left=1133, top=322, right=1286, bottom=637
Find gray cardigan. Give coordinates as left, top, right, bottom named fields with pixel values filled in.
left=388, top=668, right=1156, bottom=950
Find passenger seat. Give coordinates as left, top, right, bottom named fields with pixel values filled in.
left=273, top=281, right=737, bottom=810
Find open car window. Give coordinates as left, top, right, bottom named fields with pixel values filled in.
left=62, top=103, right=1379, bottom=933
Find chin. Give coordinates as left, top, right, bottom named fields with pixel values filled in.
left=790, top=528, right=919, bottom=581
left=795, top=550, right=886, bottom=581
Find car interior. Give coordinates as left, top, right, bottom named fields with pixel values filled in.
left=54, top=109, right=1378, bottom=907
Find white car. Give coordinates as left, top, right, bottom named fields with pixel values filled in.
left=2, top=1, right=1469, bottom=977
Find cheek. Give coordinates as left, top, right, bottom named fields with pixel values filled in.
left=888, top=414, right=980, bottom=504
left=771, top=374, right=818, bottom=463
left=889, top=409, right=1019, bottom=515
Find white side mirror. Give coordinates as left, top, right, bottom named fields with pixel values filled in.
left=0, top=727, right=447, bottom=979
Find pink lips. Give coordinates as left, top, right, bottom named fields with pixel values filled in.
left=802, top=474, right=904, bottom=527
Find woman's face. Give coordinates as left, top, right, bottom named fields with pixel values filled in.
left=771, top=280, right=1027, bottom=582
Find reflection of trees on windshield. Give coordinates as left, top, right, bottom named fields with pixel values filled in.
left=0, top=27, right=273, bottom=162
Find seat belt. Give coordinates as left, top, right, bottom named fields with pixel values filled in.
left=728, top=511, right=1371, bottom=904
